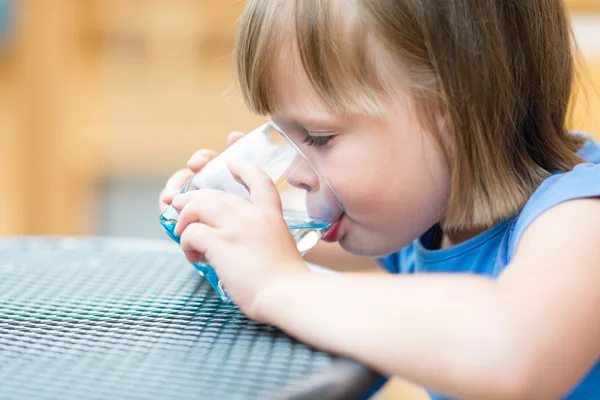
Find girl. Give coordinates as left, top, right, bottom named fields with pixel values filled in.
left=159, top=1, right=600, bottom=398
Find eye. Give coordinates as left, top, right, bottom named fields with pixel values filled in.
left=302, top=135, right=333, bottom=148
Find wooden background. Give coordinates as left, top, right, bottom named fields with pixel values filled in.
left=0, top=1, right=598, bottom=398
left=0, top=0, right=598, bottom=237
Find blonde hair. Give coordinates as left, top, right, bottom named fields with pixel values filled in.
left=235, top=0, right=583, bottom=232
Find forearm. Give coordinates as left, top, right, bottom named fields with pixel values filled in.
left=303, top=242, right=381, bottom=272
left=260, top=272, right=532, bottom=400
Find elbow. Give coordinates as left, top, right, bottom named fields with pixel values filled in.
left=464, top=343, right=574, bottom=400
left=470, top=362, right=543, bottom=400
left=453, top=321, right=573, bottom=400
left=487, top=357, right=581, bottom=400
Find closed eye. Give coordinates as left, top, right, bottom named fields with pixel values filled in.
left=302, top=135, right=333, bottom=148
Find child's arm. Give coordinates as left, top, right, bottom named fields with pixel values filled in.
left=258, top=199, right=600, bottom=400
left=173, top=163, right=600, bottom=399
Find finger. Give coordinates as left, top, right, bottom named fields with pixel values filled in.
left=160, top=187, right=180, bottom=210
left=227, top=131, right=245, bottom=146
left=172, top=189, right=221, bottom=211
left=159, top=192, right=171, bottom=213
left=164, top=168, right=194, bottom=194
left=160, top=168, right=195, bottom=211
left=228, top=162, right=282, bottom=211
left=174, top=191, right=249, bottom=234
left=179, top=222, right=215, bottom=264
left=187, top=149, right=217, bottom=172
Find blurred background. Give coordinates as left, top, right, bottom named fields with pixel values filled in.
left=0, top=1, right=598, bottom=399
left=0, top=0, right=266, bottom=239
left=0, top=0, right=598, bottom=241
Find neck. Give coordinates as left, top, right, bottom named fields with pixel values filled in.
left=440, top=227, right=486, bottom=250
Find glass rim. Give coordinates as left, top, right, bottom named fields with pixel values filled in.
left=264, top=120, right=345, bottom=213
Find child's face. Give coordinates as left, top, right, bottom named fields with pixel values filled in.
left=270, top=63, right=451, bottom=257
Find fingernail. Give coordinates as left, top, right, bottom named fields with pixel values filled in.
left=189, top=154, right=207, bottom=166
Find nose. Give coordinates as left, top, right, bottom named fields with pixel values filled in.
left=284, top=155, right=320, bottom=192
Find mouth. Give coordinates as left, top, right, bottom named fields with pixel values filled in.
left=322, top=217, right=344, bottom=243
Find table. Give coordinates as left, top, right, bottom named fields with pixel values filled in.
left=0, top=238, right=382, bottom=399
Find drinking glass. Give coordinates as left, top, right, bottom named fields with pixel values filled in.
left=160, top=122, right=344, bottom=302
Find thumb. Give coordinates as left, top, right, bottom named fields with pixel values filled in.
left=228, top=162, right=282, bottom=211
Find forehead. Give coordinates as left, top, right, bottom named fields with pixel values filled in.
left=268, top=44, right=336, bottom=120
left=236, top=0, right=409, bottom=118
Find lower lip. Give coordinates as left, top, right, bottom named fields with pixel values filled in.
left=322, top=217, right=344, bottom=242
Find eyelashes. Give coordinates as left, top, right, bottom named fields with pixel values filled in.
left=302, top=135, right=333, bottom=148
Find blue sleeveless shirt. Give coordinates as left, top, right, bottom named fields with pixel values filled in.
left=378, top=134, right=600, bottom=399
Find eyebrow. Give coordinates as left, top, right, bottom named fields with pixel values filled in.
left=274, top=114, right=340, bottom=130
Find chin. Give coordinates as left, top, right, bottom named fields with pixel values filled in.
left=339, top=232, right=401, bottom=258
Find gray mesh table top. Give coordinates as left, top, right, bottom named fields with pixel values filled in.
left=0, top=237, right=380, bottom=400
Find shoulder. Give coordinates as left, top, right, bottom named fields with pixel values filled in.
left=508, top=156, right=600, bottom=258
left=573, top=131, right=600, bottom=164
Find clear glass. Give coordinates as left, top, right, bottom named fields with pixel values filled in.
left=160, top=122, right=344, bottom=302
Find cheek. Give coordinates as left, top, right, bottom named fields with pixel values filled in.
left=324, top=130, right=451, bottom=255
left=333, top=130, right=443, bottom=211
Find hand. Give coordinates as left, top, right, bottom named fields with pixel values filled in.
left=171, top=162, right=309, bottom=321
left=158, top=131, right=245, bottom=213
